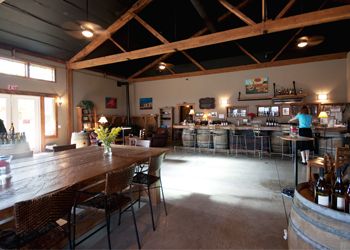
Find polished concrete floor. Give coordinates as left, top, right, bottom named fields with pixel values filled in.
left=76, top=149, right=308, bottom=249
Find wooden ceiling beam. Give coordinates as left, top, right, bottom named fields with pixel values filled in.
left=235, top=42, right=261, bottom=64
left=276, top=0, right=296, bottom=19
left=68, top=0, right=152, bottom=63
left=218, top=0, right=256, bottom=25
left=130, top=52, right=346, bottom=83
left=134, top=14, right=205, bottom=71
left=108, top=38, right=127, bottom=52
left=128, top=0, right=251, bottom=79
left=68, top=5, right=350, bottom=70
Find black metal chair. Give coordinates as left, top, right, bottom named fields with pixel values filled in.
left=0, top=187, right=75, bottom=249
left=72, top=165, right=141, bottom=249
left=132, top=153, right=167, bottom=231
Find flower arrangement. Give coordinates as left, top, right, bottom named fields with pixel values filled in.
left=94, top=125, right=122, bottom=148
left=247, top=112, right=256, bottom=120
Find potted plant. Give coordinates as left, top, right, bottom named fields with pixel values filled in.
left=94, top=125, right=122, bottom=155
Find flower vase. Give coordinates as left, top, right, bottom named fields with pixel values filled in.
left=103, top=144, right=112, bottom=156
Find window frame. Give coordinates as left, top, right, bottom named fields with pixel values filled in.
left=0, top=56, right=56, bottom=83
left=43, top=96, right=58, bottom=138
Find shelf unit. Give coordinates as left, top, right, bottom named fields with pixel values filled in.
left=76, top=106, right=97, bottom=131
left=159, top=106, right=174, bottom=141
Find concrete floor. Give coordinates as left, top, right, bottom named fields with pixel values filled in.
left=76, top=149, right=308, bottom=249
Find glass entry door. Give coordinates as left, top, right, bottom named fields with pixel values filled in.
left=0, top=94, right=41, bottom=152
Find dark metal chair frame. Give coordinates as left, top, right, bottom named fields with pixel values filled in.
left=72, top=165, right=141, bottom=250
left=132, top=153, right=168, bottom=231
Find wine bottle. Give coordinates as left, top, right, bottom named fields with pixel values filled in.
left=9, top=122, right=14, bottom=135
left=332, top=168, right=345, bottom=211
left=315, top=168, right=331, bottom=207
left=346, top=184, right=350, bottom=213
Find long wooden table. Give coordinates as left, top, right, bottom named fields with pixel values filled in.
left=0, top=145, right=170, bottom=228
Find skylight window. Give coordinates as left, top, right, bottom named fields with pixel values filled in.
left=0, top=58, right=26, bottom=77
left=29, top=63, right=55, bottom=82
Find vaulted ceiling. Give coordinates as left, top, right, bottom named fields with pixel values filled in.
left=0, top=0, right=350, bottom=81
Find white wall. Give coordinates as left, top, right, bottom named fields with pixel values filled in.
left=130, top=59, right=347, bottom=123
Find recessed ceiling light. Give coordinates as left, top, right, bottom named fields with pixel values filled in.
left=82, top=29, right=94, bottom=38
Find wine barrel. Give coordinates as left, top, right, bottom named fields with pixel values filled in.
left=288, top=183, right=350, bottom=249
left=213, top=130, right=228, bottom=149
left=197, top=129, right=211, bottom=148
left=71, top=132, right=90, bottom=148
left=182, top=129, right=195, bottom=147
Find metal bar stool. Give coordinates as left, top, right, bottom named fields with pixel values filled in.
left=252, top=124, right=271, bottom=158
left=196, top=129, right=213, bottom=152
left=181, top=128, right=196, bottom=152
left=229, top=129, right=247, bottom=156
left=281, top=125, right=293, bottom=159
left=213, top=129, right=229, bottom=154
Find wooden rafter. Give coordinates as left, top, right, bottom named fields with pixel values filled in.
left=134, top=14, right=205, bottom=71
left=276, top=0, right=296, bottom=19
left=218, top=0, right=256, bottom=25
left=108, top=38, right=127, bottom=52
left=129, top=0, right=251, bottom=79
left=130, top=52, right=346, bottom=83
left=235, top=42, right=261, bottom=64
left=68, top=5, right=350, bottom=70
left=69, top=0, right=152, bottom=63
left=272, top=0, right=328, bottom=62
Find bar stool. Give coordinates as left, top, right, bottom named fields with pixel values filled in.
left=196, top=129, right=213, bottom=152
left=281, top=125, right=293, bottom=159
left=229, top=129, right=247, bottom=156
left=252, top=124, right=271, bottom=158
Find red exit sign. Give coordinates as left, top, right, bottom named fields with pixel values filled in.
left=8, top=85, right=18, bottom=90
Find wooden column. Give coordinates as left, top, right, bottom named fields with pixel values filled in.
left=66, top=68, right=73, bottom=144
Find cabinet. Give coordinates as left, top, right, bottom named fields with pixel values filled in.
left=159, top=107, right=174, bottom=141
left=76, top=106, right=97, bottom=131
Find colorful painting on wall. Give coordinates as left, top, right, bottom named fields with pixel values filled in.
left=245, top=77, right=268, bottom=94
left=105, top=97, right=117, bottom=109
left=140, top=97, right=153, bottom=110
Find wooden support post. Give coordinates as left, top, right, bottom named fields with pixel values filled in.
left=66, top=68, right=73, bottom=144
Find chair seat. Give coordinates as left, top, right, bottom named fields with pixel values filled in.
left=133, top=172, right=159, bottom=186
left=79, top=193, right=132, bottom=212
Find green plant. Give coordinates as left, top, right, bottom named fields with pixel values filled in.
left=80, top=100, right=94, bottom=110
left=94, top=125, right=122, bottom=146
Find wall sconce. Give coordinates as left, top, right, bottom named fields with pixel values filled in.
left=220, top=98, right=229, bottom=106
left=317, top=94, right=328, bottom=101
left=98, top=115, right=108, bottom=124
left=57, top=96, right=63, bottom=106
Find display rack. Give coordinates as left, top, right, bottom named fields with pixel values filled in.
left=76, top=106, right=97, bottom=131
left=159, top=106, right=174, bottom=141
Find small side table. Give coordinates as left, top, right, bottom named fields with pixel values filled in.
left=280, top=135, right=314, bottom=198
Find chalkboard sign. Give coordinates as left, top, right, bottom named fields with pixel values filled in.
left=199, top=97, right=215, bottom=109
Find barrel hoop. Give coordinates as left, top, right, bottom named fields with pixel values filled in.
left=292, top=202, right=350, bottom=240
left=295, top=189, right=350, bottom=224
left=289, top=217, right=330, bottom=250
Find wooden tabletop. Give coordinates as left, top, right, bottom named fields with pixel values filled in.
left=0, top=145, right=170, bottom=216
left=279, top=135, right=315, bottom=142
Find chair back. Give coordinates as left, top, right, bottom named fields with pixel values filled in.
left=53, top=144, right=76, bottom=152
left=14, top=187, right=75, bottom=236
left=148, top=153, right=165, bottom=175
left=335, top=146, right=350, bottom=169
left=105, top=165, right=136, bottom=195
left=136, top=139, right=151, bottom=148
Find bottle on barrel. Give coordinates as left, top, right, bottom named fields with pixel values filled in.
left=332, top=168, right=345, bottom=211
left=315, top=167, right=331, bottom=208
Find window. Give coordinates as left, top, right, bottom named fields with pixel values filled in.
left=257, top=105, right=280, bottom=117
left=227, top=106, right=248, bottom=118
left=0, top=57, right=26, bottom=77
left=0, top=56, right=55, bottom=82
left=29, top=63, right=55, bottom=82
left=44, top=97, right=57, bottom=137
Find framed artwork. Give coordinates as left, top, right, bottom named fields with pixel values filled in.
left=140, top=97, right=153, bottom=110
left=199, top=97, right=215, bottom=109
left=282, top=107, right=290, bottom=116
left=245, top=77, right=268, bottom=94
left=218, top=114, right=225, bottom=119
left=195, top=112, right=204, bottom=117
left=105, top=97, right=117, bottom=109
